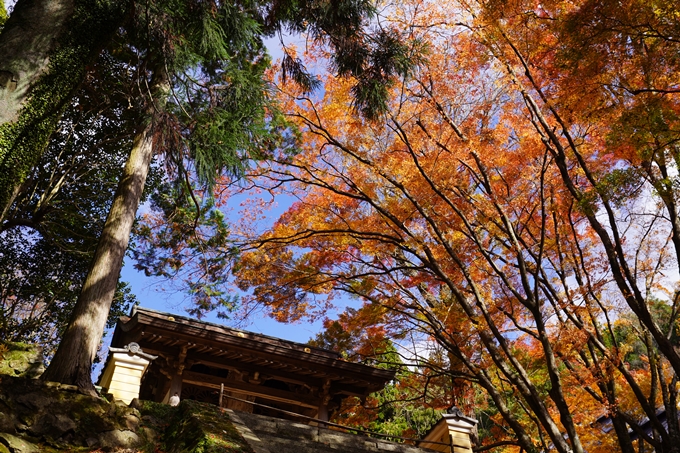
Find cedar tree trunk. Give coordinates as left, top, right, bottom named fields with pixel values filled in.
left=0, top=0, right=124, bottom=223
left=41, top=70, right=169, bottom=393
left=0, top=0, right=74, bottom=221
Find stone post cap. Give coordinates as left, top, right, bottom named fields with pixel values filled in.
left=108, top=342, right=157, bottom=361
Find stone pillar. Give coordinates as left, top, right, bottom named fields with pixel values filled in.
left=443, top=408, right=477, bottom=453
left=99, top=343, right=157, bottom=404
left=417, top=407, right=477, bottom=453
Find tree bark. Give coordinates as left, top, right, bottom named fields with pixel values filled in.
left=0, top=0, right=74, bottom=124
left=41, top=70, right=169, bottom=393
left=0, top=0, right=74, bottom=222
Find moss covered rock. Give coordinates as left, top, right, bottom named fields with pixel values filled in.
left=0, top=375, right=139, bottom=450
left=0, top=376, right=257, bottom=452
left=0, top=343, right=44, bottom=378
left=156, top=400, right=255, bottom=453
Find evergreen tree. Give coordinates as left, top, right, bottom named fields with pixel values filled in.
left=0, top=0, right=127, bottom=221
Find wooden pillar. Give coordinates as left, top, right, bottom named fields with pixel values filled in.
left=316, top=402, right=329, bottom=422
left=162, top=346, right=188, bottom=403
left=225, top=370, right=255, bottom=412
left=169, top=373, right=183, bottom=398
left=314, top=378, right=332, bottom=424
left=156, top=371, right=171, bottom=403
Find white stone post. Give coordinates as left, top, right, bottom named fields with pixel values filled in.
left=418, top=407, right=478, bottom=453
left=99, top=343, right=156, bottom=404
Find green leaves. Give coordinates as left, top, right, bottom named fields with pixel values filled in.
left=131, top=187, right=240, bottom=320
left=281, top=52, right=322, bottom=93
left=264, top=0, right=418, bottom=119
left=0, top=50, right=145, bottom=355
left=0, top=2, right=7, bottom=29
left=182, top=56, right=274, bottom=188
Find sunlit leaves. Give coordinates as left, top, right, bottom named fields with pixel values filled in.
left=229, top=1, right=680, bottom=452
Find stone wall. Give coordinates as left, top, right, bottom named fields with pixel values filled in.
left=0, top=376, right=144, bottom=452
left=230, top=410, right=437, bottom=453
left=0, top=373, right=441, bottom=453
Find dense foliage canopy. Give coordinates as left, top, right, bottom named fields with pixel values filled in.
left=4, top=0, right=680, bottom=451
left=190, top=1, right=680, bottom=452
left=0, top=0, right=414, bottom=393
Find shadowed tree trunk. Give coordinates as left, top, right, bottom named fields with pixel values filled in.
left=41, top=69, right=169, bottom=393
left=0, top=0, right=74, bottom=222
left=0, top=0, right=74, bottom=124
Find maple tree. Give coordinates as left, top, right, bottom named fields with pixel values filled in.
left=310, top=327, right=446, bottom=440
left=216, top=1, right=680, bottom=452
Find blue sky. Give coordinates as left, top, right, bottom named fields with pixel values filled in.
left=118, top=265, right=327, bottom=344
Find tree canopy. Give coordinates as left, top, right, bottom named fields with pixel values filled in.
left=4, top=0, right=680, bottom=451
left=192, top=0, right=680, bottom=452
left=1, top=0, right=416, bottom=393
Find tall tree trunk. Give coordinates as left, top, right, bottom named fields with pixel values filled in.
left=41, top=70, right=169, bottom=393
left=0, top=0, right=73, bottom=221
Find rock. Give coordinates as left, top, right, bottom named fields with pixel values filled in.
left=0, top=433, right=39, bottom=453
left=0, top=412, right=14, bottom=433
left=125, top=414, right=140, bottom=430
left=138, top=426, right=158, bottom=443
left=129, top=398, right=142, bottom=410
left=16, top=416, right=31, bottom=428
left=14, top=393, right=46, bottom=412
left=98, top=430, right=140, bottom=450
left=107, top=399, right=126, bottom=417
left=86, top=437, right=99, bottom=447
left=141, top=414, right=159, bottom=425
left=58, top=384, right=78, bottom=392
left=0, top=343, right=44, bottom=379
left=28, top=413, right=77, bottom=438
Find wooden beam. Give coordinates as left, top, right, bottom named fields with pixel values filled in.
left=137, top=343, right=382, bottom=395
left=138, top=344, right=325, bottom=387
left=181, top=370, right=321, bottom=409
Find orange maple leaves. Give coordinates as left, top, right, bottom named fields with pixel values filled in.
left=229, top=0, right=680, bottom=452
